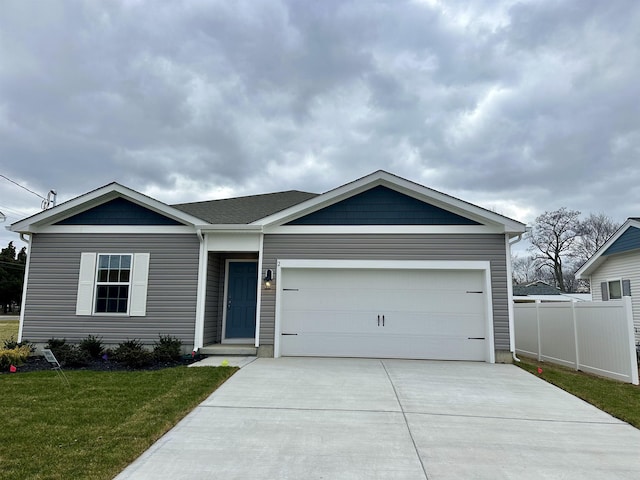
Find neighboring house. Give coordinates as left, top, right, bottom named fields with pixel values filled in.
left=512, top=281, right=592, bottom=303
left=576, top=217, right=640, bottom=344
left=9, top=171, right=526, bottom=363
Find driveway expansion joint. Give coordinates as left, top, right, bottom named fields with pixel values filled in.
left=380, top=359, right=430, bottom=480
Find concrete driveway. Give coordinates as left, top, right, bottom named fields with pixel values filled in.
left=115, top=358, right=640, bottom=479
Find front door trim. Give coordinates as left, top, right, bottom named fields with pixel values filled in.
left=222, top=259, right=258, bottom=344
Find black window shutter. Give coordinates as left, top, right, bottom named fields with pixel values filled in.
left=601, top=282, right=609, bottom=301
left=622, top=279, right=631, bottom=297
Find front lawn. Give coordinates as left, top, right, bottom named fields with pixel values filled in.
left=0, top=318, right=19, bottom=345
left=0, top=366, right=236, bottom=480
left=517, top=356, right=640, bottom=429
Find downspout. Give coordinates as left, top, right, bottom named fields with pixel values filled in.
left=17, top=233, right=31, bottom=343
left=193, top=228, right=207, bottom=353
left=507, top=228, right=529, bottom=363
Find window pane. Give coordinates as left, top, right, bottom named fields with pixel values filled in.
left=609, top=281, right=622, bottom=299
left=107, top=298, right=118, bottom=312
left=108, top=269, right=119, bottom=282
left=119, top=286, right=129, bottom=299
left=117, top=299, right=128, bottom=313
left=97, top=286, right=108, bottom=298
left=98, top=270, right=109, bottom=282
left=109, top=255, right=121, bottom=269
left=98, top=255, right=109, bottom=268
left=120, top=255, right=131, bottom=269
left=96, top=298, right=107, bottom=312
left=120, top=270, right=130, bottom=282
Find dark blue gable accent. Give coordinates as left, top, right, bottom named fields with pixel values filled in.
left=603, top=226, right=640, bottom=256
left=286, top=186, right=481, bottom=226
left=55, top=198, right=183, bottom=226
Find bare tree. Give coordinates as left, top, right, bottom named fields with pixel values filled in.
left=511, top=254, right=538, bottom=284
left=575, top=213, right=620, bottom=265
left=528, top=208, right=581, bottom=292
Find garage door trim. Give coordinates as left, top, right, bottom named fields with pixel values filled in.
left=274, top=259, right=495, bottom=362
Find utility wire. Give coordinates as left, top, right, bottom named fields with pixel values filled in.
left=0, top=174, right=46, bottom=200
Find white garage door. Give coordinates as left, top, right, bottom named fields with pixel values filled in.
left=279, top=268, right=489, bottom=361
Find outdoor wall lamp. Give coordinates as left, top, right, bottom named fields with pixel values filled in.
left=263, top=269, right=273, bottom=289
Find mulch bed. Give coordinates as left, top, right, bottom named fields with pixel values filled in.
left=2, top=355, right=203, bottom=374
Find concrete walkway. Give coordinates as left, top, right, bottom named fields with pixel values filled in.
left=115, top=358, right=640, bottom=479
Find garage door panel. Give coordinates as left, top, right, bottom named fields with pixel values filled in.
left=382, top=312, right=485, bottom=337
left=282, top=332, right=485, bottom=360
left=279, top=267, right=489, bottom=361
left=282, top=288, right=392, bottom=311
left=280, top=310, right=380, bottom=334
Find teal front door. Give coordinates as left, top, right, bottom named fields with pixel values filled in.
left=225, top=261, right=258, bottom=339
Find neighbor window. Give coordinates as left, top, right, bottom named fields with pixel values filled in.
left=95, top=254, right=132, bottom=313
left=608, top=280, right=622, bottom=300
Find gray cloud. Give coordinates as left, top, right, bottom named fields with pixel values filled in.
left=2, top=0, right=640, bottom=249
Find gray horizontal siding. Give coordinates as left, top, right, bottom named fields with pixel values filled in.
left=260, top=234, right=509, bottom=350
left=203, top=254, right=221, bottom=345
left=22, top=233, right=200, bottom=346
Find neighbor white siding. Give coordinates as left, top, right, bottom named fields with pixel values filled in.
left=590, top=250, right=640, bottom=344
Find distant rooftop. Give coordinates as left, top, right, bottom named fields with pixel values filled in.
left=513, top=281, right=563, bottom=296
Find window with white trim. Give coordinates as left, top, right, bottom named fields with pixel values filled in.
left=76, top=252, right=150, bottom=316
left=608, top=279, right=622, bottom=300
left=95, top=254, right=131, bottom=313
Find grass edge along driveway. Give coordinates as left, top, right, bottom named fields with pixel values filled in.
left=516, top=356, right=640, bottom=429
left=0, top=366, right=237, bottom=480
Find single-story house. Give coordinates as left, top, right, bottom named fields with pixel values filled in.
left=513, top=281, right=592, bottom=303
left=575, top=217, right=640, bottom=344
left=9, top=171, right=526, bottom=362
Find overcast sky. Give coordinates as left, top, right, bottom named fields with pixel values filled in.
left=1, top=0, right=639, bottom=253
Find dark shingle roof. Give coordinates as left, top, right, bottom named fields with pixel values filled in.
left=172, top=190, right=319, bottom=224
left=513, top=281, right=563, bottom=296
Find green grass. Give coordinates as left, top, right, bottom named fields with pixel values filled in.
left=0, top=366, right=237, bottom=480
left=0, top=318, right=19, bottom=345
left=517, top=356, right=640, bottom=429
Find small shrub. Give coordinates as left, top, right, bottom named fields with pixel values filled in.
left=46, top=338, right=67, bottom=350
left=114, top=339, right=153, bottom=368
left=153, top=334, right=182, bottom=362
left=46, top=338, right=90, bottom=367
left=79, top=335, right=104, bottom=359
left=3, top=336, right=36, bottom=352
left=0, top=346, right=31, bottom=371
left=60, top=344, right=91, bottom=367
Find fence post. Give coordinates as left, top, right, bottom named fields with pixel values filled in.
left=536, top=300, right=541, bottom=361
left=623, top=296, right=639, bottom=385
left=571, top=300, right=579, bottom=371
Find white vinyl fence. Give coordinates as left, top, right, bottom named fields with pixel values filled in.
left=514, top=297, right=639, bottom=385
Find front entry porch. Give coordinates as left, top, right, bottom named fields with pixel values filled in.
left=199, top=343, right=258, bottom=356
left=201, top=252, right=259, bottom=350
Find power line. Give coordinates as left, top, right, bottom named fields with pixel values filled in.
left=0, top=174, right=46, bottom=200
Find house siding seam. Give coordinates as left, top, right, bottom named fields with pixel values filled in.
left=260, top=233, right=510, bottom=350
left=22, top=233, right=200, bottom=345
left=590, top=250, right=640, bottom=344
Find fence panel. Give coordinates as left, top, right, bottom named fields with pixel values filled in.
left=514, top=298, right=639, bottom=385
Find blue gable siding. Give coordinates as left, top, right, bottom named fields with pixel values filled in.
left=603, top=226, right=640, bottom=256
left=286, top=186, right=481, bottom=226
left=55, top=198, right=183, bottom=226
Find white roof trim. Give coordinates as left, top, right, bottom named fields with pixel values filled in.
left=9, top=182, right=208, bottom=233
left=575, top=218, right=640, bottom=278
left=252, top=170, right=526, bottom=233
